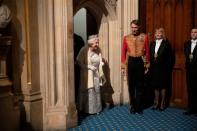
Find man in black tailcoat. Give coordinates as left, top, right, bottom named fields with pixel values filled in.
left=183, top=27, right=197, bottom=116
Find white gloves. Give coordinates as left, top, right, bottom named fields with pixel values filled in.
left=99, top=75, right=106, bottom=86
left=87, top=65, right=97, bottom=71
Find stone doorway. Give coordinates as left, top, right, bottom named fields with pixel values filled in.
left=73, top=7, right=98, bottom=114
left=73, top=0, right=122, bottom=113
left=19, top=0, right=138, bottom=130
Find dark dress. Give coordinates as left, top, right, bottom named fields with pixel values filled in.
left=149, top=39, right=173, bottom=89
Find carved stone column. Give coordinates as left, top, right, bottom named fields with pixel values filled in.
left=38, top=0, right=77, bottom=130
left=123, top=0, right=139, bottom=35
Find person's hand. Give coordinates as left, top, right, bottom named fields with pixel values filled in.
left=144, top=67, right=149, bottom=74
left=99, top=75, right=106, bottom=86
left=144, top=63, right=150, bottom=74
left=121, top=68, right=126, bottom=75
left=88, top=65, right=97, bottom=71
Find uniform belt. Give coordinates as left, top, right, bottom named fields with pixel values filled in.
left=128, top=56, right=142, bottom=60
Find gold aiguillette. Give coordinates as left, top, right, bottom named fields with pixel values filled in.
left=189, top=54, right=193, bottom=61
left=154, top=53, right=158, bottom=60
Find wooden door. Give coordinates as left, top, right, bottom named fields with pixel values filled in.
left=140, top=0, right=197, bottom=107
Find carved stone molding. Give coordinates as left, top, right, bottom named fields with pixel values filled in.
left=105, top=0, right=117, bottom=10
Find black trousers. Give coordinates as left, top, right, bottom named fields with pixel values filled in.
left=186, top=68, right=197, bottom=113
left=127, top=56, right=144, bottom=112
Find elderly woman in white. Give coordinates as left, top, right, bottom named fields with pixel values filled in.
left=77, top=34, right=106, bottom=115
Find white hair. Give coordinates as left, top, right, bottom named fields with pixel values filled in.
left=88, top=34, right=99, bottom=44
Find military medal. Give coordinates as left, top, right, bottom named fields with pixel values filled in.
left=154, top=53, right=158, bottom=60
left=189, top=54, right=193, bottom=61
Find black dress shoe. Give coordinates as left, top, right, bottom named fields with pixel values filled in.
left=159, top=107, right=165, bottom=112
left=130, top=108, right=136, bottom=114
left=136, top=110, right=143, bottom=114
left=79, top=112, right=89, bottom=117
left=183, top=111, right=194, bottom=115
left=109, top=104, right=114, bottom=109
left=151, top=105, right=159, bottom=110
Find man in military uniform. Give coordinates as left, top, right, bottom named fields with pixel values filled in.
left=184, top=27, right=197, bottom=116
left=121, top=19, right=149, bottom=114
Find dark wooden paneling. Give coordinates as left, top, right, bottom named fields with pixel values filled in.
left=146, top=0, right=154, bottom=40
left=139, top=0, right=147, bottom=33
left=194, top=0, right=197, bottom=27
left=141, top=0, right=196, bottom=107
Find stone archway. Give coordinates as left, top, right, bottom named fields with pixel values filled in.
left=21, top=0, right=139, bottom=130
left=73, top=0, right=122, bottom=107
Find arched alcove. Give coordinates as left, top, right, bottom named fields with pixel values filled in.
left=73, top=0, right=122, bottom=111
left=18, top=0, right=138, bottom=130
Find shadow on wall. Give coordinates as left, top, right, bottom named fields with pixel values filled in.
left=101, top=59, right=114, bottom=108
left=74, top=33, right=85, bottom=109
left=0, top=0, right=30, bottom=130
left=7, top=0, right=33, bottom=130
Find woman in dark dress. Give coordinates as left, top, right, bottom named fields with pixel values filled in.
left=149, top=28, right=173, bottom=111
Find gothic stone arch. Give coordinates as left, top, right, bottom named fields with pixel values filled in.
left=73, top=0, right=122, bottom=107
left=24, top=0, right=138, bottom=130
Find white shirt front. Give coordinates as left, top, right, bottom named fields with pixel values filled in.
left=155, top=39, right=163, bottom=54
left=191, top=39, right=197, bottom=53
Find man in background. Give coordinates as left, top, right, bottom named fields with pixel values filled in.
left=183, top=27, right=197, bottom=116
